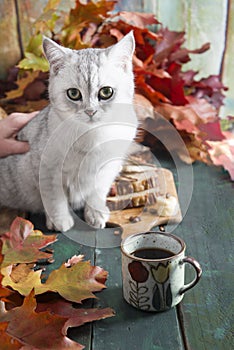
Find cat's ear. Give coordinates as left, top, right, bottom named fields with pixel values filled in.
left=43, top=37, right=68, bottom=75
left=107, top=31, right=135, bottom=72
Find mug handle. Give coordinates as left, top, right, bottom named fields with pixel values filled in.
left=179, top=256, right=202, bottom=295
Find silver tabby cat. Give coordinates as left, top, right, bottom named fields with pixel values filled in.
left=0, top=32, right=138, bottom=231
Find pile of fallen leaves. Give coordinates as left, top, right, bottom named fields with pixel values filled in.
left=0, top=217, right=114, bottom=349
left=0, top=0, right=233, bottom=180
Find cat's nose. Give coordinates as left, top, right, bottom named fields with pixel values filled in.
left=85, top=109, right=97, bottom=118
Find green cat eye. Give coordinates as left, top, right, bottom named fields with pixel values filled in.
left=67, top=88, right=82, bottom=101
left=98, top=86, right=114, bottom=100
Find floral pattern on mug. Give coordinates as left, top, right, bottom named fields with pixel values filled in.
left=150, top=263, right=170, bottom=284
left=128, top=261, right=150, bottom=310
left=150, top=262, right=172, bottom=311
left=128, top=261, right=149, bottom=283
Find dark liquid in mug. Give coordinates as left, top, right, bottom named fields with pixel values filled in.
left=132, top=247, right=174, bottom=260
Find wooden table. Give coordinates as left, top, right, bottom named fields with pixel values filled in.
left=24, top=159, right=234, bottom=350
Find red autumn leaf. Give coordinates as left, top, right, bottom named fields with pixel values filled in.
left=36, top=298, right=115, bottom=329
left=135, top=73, right=170, bottom=105
left=0, top=290, right=114, bottom=350
left=188, top=75, right=228, bottom=109
left=0, top=217, right=57, bottom=267
left=154, top=28, right=186, bottom=66
left=145, top=63, right=188, bottom=105
left=198, top=121, right=225, bottom=141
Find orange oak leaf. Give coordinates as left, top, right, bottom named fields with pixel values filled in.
left=0, top=217, right=57, bottom=268
left=0, top=322, right=23, bottom=349
left=0, top=291, right=84, bottom=349
left=0, top=290, right=114, bottom=350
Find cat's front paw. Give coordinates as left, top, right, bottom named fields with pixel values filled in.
left=84, top=204, right=109, bottom=229
left=46, top=214, right=74, bottom=232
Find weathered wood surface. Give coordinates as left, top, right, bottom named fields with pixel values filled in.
left=175, top=162, right=234, bottom=350
left=92, top=246, right=184, bottom=350
left=0, top=159, right=233, bottom=349
left=0, top=0, right=21, bottom=79
left=90, top=161, right=233, bottom=350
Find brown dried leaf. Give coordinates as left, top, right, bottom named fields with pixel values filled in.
left=0, top=290, right=114, bottom=350
left=2, top=71, right=40, bottom=101
left=0, top=322, right=23, bottom=349
left=0, top=291, right=84, bottom=349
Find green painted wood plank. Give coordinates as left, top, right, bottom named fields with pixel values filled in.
left=155, top=0, right=185, bottom=31
left=141, top=0, right=158, bottom=15
left=92, top=247, right=184, bottom=350
left=16, top=0, right=48, bottom=52
left=115, top=0, right=143, bottom=12
left=181, top=0, right=228, bottom=79
left=0, top=0, right=21, bottom=79
left=220, top=0, right=234, bottom=117
left=174, top=162, right=234, bottom=349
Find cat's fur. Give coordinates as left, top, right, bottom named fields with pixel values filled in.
left=0, top=32, right=138, bottom=231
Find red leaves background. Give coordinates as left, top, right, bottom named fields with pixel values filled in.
left=0, top=0, right=233, bottom=180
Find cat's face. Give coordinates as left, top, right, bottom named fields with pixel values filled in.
left=43, top=32, right=135, bottom=124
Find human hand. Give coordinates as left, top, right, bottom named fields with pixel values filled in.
left=0, top=112, right=38, bottom=158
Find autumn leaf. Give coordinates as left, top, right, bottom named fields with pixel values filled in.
left=2, top=71, right=40, bottom=101
left=19, top=52, right=49, bottom=72
left=36, top=259, right=108, bottom=303
left=0, top=290, right=84, bottom=349
left=36, top=298, right=115, bottom=329
left=1, top=264, right=42, bottom=297
left=63, top=0, right=116, bottom=48
left=0, top=217, right=57, bottom=267
left=117, top=11, right=160, bottom=28
left=0, top=322, right=23, bottom=350
left=207, top=135, right=234, bottom=180
left=0, top=242, right=13, bottom=300
left=0, top=290, right=114, bottom=350
left=2, top=256, right=108, bottom=304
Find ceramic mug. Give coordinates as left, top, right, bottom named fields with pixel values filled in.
left=121, top=231, right=202, bottom=312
